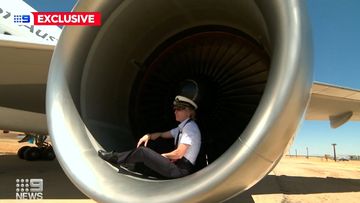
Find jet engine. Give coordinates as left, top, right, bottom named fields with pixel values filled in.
left=46, top=0, right=312, bottom=202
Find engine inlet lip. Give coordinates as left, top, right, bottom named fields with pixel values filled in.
left=46, top=0, right=312, bottom=202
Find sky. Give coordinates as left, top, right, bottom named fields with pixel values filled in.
left=295, top=0, right=360, bottom=157
left=24, top=0, right=360, bottom=156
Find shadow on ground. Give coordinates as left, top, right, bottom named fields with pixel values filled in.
left=228, top=174, right=360, bottom=202
left=1, top=155, right=360, bottom=201
left=0, top=155, right=87, bottom=199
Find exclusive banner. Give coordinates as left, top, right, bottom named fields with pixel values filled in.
left=32, top=12, right=101, bottom=26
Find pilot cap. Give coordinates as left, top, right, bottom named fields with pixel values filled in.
left=173, top=95, right=198, bottom=110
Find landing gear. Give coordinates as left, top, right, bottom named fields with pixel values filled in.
left=17, top=146, right=31, bottom=159
left=23, top=147, right=41, bottom=160
left=40, top=146, right=56, bottom=160
left=17, top=133, right=56, bottom=161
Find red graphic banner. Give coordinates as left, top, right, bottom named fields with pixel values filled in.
left=32, top=12, right=101, bottom=26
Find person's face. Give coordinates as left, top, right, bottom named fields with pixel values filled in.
left=174, top=107, right=191, bottom=122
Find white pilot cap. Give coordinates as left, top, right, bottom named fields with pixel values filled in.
left=173, top=95, right=198, bottom=110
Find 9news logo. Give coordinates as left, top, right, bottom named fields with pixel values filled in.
left=13, top=14, right=31, bottom=24
left=15, top=178, right=43, bottom=199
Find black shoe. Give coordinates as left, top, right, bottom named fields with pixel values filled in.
left=98, top=150, right=117, bottom=164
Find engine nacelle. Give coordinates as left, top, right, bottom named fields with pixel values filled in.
left=47, top=0, right=312, bottom=202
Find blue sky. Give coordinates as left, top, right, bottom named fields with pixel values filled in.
left=294, top=0, right=360, bottom=157
left=24, top=0, right=76, bottom=12
left=25, top=0, right=360, bottom=156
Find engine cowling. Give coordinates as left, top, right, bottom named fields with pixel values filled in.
left=46, top=0, right=312, bottom=202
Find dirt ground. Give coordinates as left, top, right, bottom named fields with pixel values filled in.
left=0, top=131, right=37, bottom=155
left=246, top=156, right=360, bottom=203
left=1, top=131, right=360, bottom=202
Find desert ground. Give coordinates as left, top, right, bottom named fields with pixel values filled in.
left=236, top=156, right=360, bottom=203
left=1, top=131, right=360, bottom=202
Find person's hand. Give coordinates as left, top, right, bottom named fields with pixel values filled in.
left=161, top=153, right=176, bottom=162
left=137, top=134, right=150, bottom=148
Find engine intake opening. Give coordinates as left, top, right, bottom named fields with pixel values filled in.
left=130, top=26, right=270, bottom=167
left=47, top=0, right=312, bottom=201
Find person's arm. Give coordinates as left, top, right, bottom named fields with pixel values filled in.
left=161, top=144, right=189, bottom=160
left=137, top=131, right=172, bottom=147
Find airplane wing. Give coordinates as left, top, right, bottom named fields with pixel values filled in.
left=0, top=35, right=53, bottom=134
left=1, top=36, right=359, bottom=134
left=306, top=82, right=360, bottom=128
left=0, top=0, right=61, bottom=134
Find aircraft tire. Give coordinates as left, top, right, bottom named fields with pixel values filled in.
left=41, top=147, right=56, bottom=160
left=17, top=146, right=31, bottom=159
left=24, top=147, right=41, bottom=161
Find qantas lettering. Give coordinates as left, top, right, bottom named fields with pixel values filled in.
left=18, top=25, right=57, bottom=41
left=0, top=7, right=11, bottom=19
left=0, top=7, right=10, bottom=19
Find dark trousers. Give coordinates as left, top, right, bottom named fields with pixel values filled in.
left=113, top=146, right=191, bottom=179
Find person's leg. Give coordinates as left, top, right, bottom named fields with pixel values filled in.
left=98, top=149, right=133, bottom=165
left=99, top=147, right=189, bottom=178
left=113, top=150, right=133, bottom=163
left=125, top=147, right=186, bottom=178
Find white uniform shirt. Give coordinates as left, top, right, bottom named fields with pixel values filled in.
left=170, top=118, right=201, bottom=165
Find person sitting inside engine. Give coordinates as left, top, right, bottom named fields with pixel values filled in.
left=98, top=95, right=201, bottom=179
